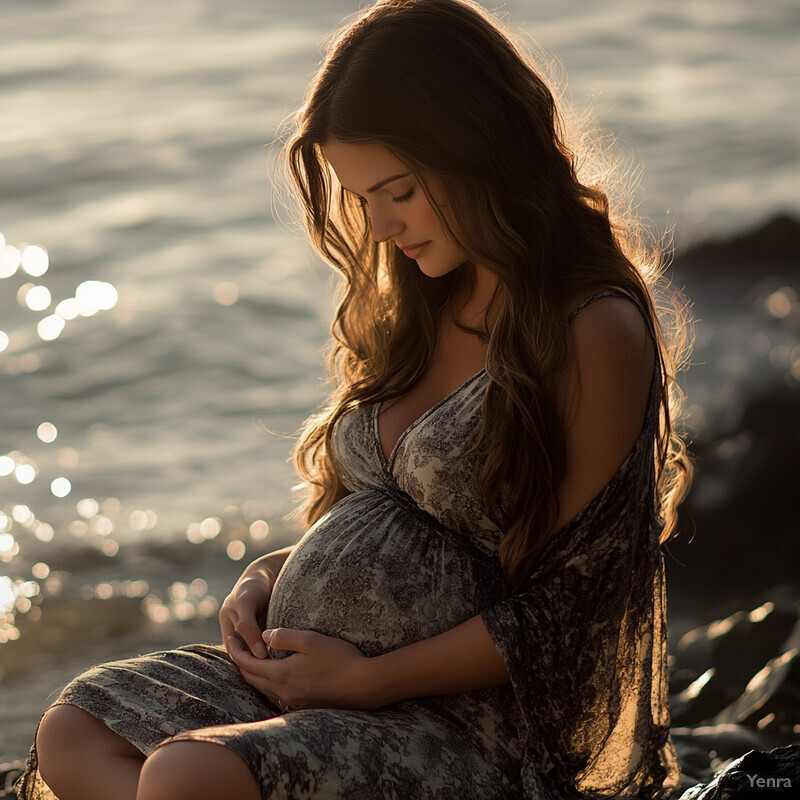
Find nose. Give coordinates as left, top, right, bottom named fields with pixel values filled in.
left=367, top=204, right=404, bottom=244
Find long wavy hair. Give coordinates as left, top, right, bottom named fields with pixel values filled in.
left=280, top=0, right=693, bottom=589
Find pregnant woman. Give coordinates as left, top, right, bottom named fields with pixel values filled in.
left=19, top=0, right=693, bottom=798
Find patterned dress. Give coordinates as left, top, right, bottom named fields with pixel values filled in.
left=16, top=289, right=682, bottom=800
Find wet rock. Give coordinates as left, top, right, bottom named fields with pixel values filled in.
left=0, top=760, right=24, bottom=799
left=714, top=648, right=800, bottom=734
left=671, top=602, right=798, bottom=709
left=671, top=668, right=731, bottom=727
left=675, top=743, right=800, bottom=799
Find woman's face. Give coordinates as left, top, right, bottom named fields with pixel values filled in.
left=320, top=139, right=469, bottom=278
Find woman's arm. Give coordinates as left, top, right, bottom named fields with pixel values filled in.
left=361, top=613, right=508, bottom=707
left=225, top=613, right=507, bottom=711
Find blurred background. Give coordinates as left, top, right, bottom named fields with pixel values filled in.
left=1, top=0, right=799, bottom=768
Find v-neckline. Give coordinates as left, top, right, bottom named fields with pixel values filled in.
left=373, top=367, right=488, bottom=470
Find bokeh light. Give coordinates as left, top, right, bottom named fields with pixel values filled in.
left=32, top=562, right=51, bottom=580
left=75, top=280, right=118, bottom=316
left=77, top=498, right=100, bottom=519
left=37, top=314, right=66, bottom=341
left=55, top=297, right=80, bottom=320
left=37, top=422, right=58, bottom=443
left=25, top=285, right=52, bottom=311
left=12, top=505, right=34, bottom=525
left=199, top=517, right=221, bottom=539
left=214, top=281, right=239, bottom=306
left=249, top=519, right=270, bottom=540
left=0, top=455, right=14, bottom=476
left=15, top=463, right=37, bottom=485
left=34, top=523, right=54, bottom=542
left=0, top=245, right=21, bottom=279
left=0, top=331, right=8, bottom=352
left=226, top=540, right=246, bottom=560
left=51, top=477, right=72, bottom=497
left=21, top=244, right=49, bottom=277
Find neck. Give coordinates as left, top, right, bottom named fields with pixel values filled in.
left=447, top=264, right=498, bottom=333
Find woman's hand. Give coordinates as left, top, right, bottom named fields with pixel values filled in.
left=226, top=628, right=375, bottom=712
left=219, top=546, right=293, bottom=659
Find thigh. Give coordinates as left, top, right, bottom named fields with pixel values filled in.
left=161, top=706, right=521, bottom=800
left=55, top=643, right=279, bottom=755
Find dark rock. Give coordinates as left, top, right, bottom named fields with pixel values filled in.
left=671, top=668, right=732, bottom=727
left=675, top=213, right=800, bottom=271
left=714, top=648, right=800, bottom=734
left=666, top=380, right=800, bottom=602
left=0, top=760, right=24, bottom=799
left=675, top=743, right=800, bottom=799
left=671, top=723, right=788, bottom=764
left=671, top=603, right=798, bottom=708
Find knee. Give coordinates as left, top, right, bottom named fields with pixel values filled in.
left=137, top=740, right=261, bottom=800
left=37, top=704, right=93, bottom=766
left=36, top=705, right=107, bottom=795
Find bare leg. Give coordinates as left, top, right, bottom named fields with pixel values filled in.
left=136, top=740, right=261, bottom=800
left=36, top=704, right=145, bottom=800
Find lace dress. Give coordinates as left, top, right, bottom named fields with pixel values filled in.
left=16, top=289, right=681, bottom=800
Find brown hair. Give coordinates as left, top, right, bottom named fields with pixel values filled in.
left=280, top=0, right=693, bottom=588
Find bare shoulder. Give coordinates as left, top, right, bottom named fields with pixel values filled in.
left=549, top=294, right=657, bottom=529
left=567, top=294, right=651, bottom=350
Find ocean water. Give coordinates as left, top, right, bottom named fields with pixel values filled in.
left=1, top=0, right=799, bottom=740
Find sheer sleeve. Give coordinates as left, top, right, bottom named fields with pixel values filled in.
left=480, top=290, right=682, bottom=799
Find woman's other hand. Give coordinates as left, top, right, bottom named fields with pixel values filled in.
left=219, top=545, right=294, bottom=659
left=226, top=628, right=374, bottom=712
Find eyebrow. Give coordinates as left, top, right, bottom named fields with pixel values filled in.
left=365, top=173, right=411, bottom=193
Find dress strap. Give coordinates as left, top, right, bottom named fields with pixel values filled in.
left=567, top=286, right=657, bottom=343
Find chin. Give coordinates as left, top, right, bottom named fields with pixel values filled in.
left=417, top=258, right=467, bottom=280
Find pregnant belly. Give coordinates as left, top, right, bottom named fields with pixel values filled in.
left=265, top=489, right=504, bottom=657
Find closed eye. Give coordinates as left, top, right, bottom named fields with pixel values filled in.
left=356, top=187, right=416, bottom=208
left=392, top=188, right=415, bottom=204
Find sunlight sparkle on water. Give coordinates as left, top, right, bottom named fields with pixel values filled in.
left=226, top=540, right=246, bottom=560
left=0, top=577, right=15, bottom=614
left=21, top=244, right=49, bottom=277
left=214, top=281, right=239, bottom=306
left=0, top=245, right=21, bottom=279
left=24, top=285, right=52, bottom=312
left=77, top=498, right=100, bottom=519
left=75, top=280, right=118, bottom=316
left=12, top=505, right=33, bottom=525
left=37, top=422, right=58, bottom=443
left=55, top=297, right=80, bottom=320
left=15, top=463, right=37, bottom=485
left=34, top=522, right=54, bottom=542
left=129, top=509, right=158, bottom=531
left=51, top=477, right=72, bottom=497
left=249, top=519, right=270, bottom=541
left=37, top=314, right=66, bottom=341
left=199, top=517, right=221, bottom=539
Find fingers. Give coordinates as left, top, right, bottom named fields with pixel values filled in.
left=235, top=619, right=268, bottom=658
left=263, top=627, right=307, bottom=653
left=220, top=602, right=268, bottom=659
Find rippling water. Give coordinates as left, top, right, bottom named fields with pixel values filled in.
left=1, top=0, right=799, bottom=757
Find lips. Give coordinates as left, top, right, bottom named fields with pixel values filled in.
left=400, top=241, right=431, bottom=259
